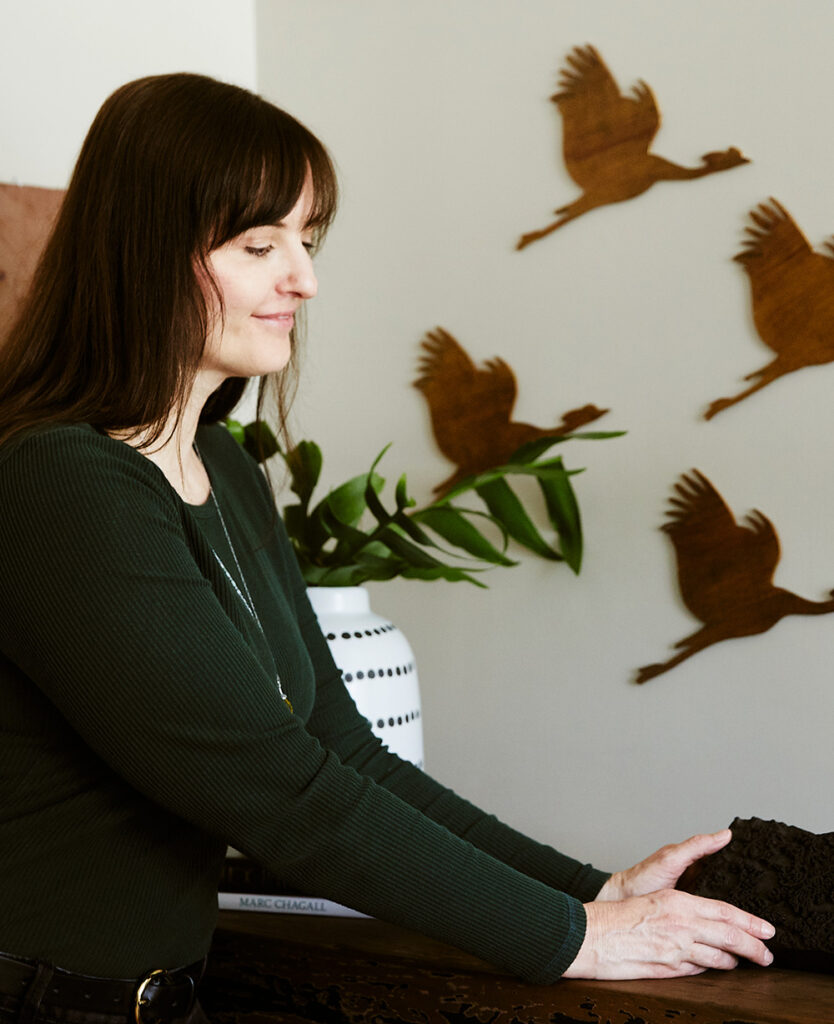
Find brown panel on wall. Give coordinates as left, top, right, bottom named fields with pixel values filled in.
left=0, top=183, right=64, bottom=341
left=517, top=45, right=749, bottom=250
left=635, top=469, right=834, bottom=683
left=414, top=327, right=607, bottom=494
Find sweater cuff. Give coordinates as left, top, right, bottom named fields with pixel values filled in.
left=530, top=894, right=587, bottom=983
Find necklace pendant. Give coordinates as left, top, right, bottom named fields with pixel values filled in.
left=277, top=676, right=293, bottom=713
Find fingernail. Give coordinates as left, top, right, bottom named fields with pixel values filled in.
left=762, top=923, right=776, bottom=939
left=764, top=950, right=774, bottom=965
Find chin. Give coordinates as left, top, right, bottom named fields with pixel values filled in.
left=240, top=341, right=293, bottom=377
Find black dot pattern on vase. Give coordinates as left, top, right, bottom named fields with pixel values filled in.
left=345, top=659, right=416, bottom=685
left=343, top=662, right=415, bottom=685
left=373, top=708, right=421, bottom=731
left=331, top=622, right=396, bottom=641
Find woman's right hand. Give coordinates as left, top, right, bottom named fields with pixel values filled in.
left=562, top=889, right=775, bottom=979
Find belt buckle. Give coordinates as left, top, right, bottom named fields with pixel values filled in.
left=134, top=968, right=171, bottom=1024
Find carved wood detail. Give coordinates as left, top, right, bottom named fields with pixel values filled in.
left=705, top=198, right=834, bottom=419
left=635, top=469, right=834, bottom=683
left=414, top=327, right=607, bottom=494
left=517, top=45, right=749, bottom=250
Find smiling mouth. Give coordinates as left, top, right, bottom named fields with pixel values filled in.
left=253, top=312, right=295, bottom=327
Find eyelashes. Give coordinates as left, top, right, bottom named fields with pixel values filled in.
left=244, top=242, right=315, bottom=258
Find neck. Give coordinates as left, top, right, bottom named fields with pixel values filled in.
left=110, top=370, right=224, bottom=504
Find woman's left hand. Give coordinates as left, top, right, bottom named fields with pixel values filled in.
left=595, top=829, right=732, bottom=902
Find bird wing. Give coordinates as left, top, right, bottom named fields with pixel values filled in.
left=553, top=46, right=661, bottom=176
left=663, top=469, right=738, bottom=553
left=414, top=328, right=517, bottom=418
left=738, top=509, right=781, bottom=585
left=734, top=198, right=813, bottom=270
left=661, top=470, right=780, bottom=621
left=414, top=327, right=477, bottom=389
left=734, top=199, right=834, bottom=355
left=413, top=329, right=520, bottom=469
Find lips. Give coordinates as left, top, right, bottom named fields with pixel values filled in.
left=253, top=312, right=295, bottom=328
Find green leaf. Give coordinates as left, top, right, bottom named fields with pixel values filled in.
left=414, top=506, right=516, bottom=566
left=401, top=564, right=487, bottom=587
left=537, top=460, right=583, bottom=573
left=476, top=479, right=562, bottom=560
left=363, top=446, right=395, bottom=525
left=283, top=504, right=316, bottom=554
left=283, top=441, right=323, bottom=507
left=395, top=473, right=415, bottom=512
left=510, top=430, right=625, bottom=464
left=224, top=418, right=246, bottom=445
left=316, top=506, right=374, bottom=548
left=251, top=428, right=623, bottom=584
left=374, top=525, right=448, bottom=569
left=318, top=472, right=383, bottom=528
left=243, top=420, right=280, bottom=462
left=387, top=514, right=435, bottom=547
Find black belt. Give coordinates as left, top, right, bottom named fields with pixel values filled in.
left=0, top=951, right=205, bottom=1024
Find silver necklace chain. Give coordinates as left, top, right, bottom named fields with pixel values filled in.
left=194, top=445, right=293, bottom=712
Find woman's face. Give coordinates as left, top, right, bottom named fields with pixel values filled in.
left=200, top=179, right=318, bottom=384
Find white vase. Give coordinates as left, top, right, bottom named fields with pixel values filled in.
left=307, top=586, right=424, bottom=769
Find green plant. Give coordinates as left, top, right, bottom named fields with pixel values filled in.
left=227, top=418, right=622, bottom=587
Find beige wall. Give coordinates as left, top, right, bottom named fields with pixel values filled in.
left=1, top=0, right=256, bottom=188
left=4, top=0, right=830, bottom=875
left=257, top=0, right=834, bottom=869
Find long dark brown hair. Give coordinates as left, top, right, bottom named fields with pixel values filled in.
left=0, top=73, right=338, bottom=449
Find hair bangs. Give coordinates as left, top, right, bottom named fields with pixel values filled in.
left=205, top=108, right=338, bottom=253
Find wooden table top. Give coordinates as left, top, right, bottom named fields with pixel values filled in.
left=211, top=910, right=834, bottom=1024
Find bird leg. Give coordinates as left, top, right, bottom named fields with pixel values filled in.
left=633, top=627, right=713, bottom=684
left=703, top=363, right=786, bottom=420
left=515, top=194, right=599, bottom=250
left=516, top=212, right=576, bottom=251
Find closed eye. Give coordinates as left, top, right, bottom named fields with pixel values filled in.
left=245, top=245, right=273, bottom=258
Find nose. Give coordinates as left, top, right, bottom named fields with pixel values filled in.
left=281, top=245, right=317, bottom=300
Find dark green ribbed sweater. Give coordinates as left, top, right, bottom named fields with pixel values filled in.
left=0, top=422, right=607, bottom=982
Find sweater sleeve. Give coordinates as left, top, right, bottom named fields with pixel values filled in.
left=283, top=547, right=609, bottom=904
left=0, top=426, right=587, bottom=983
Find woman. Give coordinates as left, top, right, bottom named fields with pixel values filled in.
left=0, top=73, right=774, bottom=1023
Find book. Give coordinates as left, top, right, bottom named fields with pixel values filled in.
left=218, top=855, right=369, bottom=918
left=218, top=891, right=368, bottom=917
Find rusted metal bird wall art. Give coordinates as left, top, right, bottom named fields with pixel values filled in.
left=705, top=198, right=834, bottom=419
left=414, top=327, right=608, bottom=495
left=516, top=45, right=750, bottom=250
left=635, top=470, right=834, bottom=683
left=0, top=182, right=64, bottom=341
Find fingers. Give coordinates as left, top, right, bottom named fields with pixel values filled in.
left=689, top=944, right=738, bottom=971
left=665, top=829, right=732, bottom=871
left=566, top=890, right=775, bottom=980
left=607, top=828, right=736, bottom=900
left=685, top=828, right=733, bottom=859
left=660, top=891, right=774, bottom=968
left=697, top=896, right=775, bottom=967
